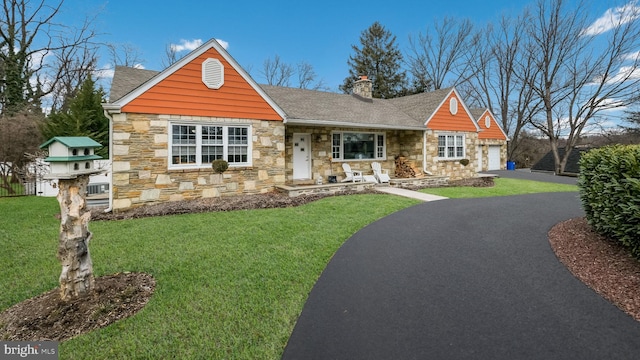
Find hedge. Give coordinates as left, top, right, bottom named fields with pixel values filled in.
left=578, top=145, right=640, bottom=257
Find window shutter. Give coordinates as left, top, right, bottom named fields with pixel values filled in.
left=202, top=58, right=224, bottom=89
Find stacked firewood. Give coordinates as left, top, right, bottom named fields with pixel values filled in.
left=395, top=156, right=416, bottom=178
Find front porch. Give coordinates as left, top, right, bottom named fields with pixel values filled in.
left=275, top=175, right=449, bottom=197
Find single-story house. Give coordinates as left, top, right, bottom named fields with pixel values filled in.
left=102, top=38, right=507, bottom=211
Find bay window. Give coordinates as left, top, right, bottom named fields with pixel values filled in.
left=332, top=132, right=385, bottom=160
left=170, top=123, right=251, bottom=168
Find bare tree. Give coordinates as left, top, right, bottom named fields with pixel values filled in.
left=47, top=45, right=99, bottom=113
left=407, top=17, right=475, bottom=90
left=161, top=43, right=180, bottom=69
left=525, top=0, right=640, bottom=174
left=0, top=0, right=99, bottom=196
left=106, top=42, right=144, bottom=68
left=0, top=109, right=44, bottom=193
left=261, top=55, right=294, bottom=87
left=297, top=61, right=327, bottom=90
left=467, top=13, right=543, bottom=161
left=0, top=0, right=97, bottom=115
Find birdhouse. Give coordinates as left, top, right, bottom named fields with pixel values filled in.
left=40, top=137, right=104, bottom=179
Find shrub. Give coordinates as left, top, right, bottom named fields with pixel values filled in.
left=578, top=145, right=640, bottom=257
left=459, top=158, right=470, bottom=166
left=211, top=159, right=229, bottom=174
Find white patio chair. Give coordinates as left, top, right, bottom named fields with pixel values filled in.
left=371, top=162, right=391, bottom=183
left=341, top=163, right=363, bottom=182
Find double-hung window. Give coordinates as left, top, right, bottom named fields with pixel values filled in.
left=331, top=131, right=385, bottom=160
left=437, top=134, right=465, bottom=159
left=170, top=123, right=251, bottom=168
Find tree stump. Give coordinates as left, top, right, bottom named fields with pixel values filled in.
left=56, top=175, right=95, bottom=300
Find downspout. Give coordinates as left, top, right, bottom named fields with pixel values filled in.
left=102, top=107, right=115, bottom=213
left=422, top=130, right=433, bottom=176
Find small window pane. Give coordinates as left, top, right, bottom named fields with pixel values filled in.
left=172, top=125, right=196, bottom=145
left=202, top=126, right=223, bottom=145
left=202, top=146, right=223, bottom=163
left=332, top=133, right=341, bottom=159
left=228, top=127, right=248, bottom=145
left=228, top=146, right=247, bottom=163
left=376, top=134, right=385, bottom=158
left=172, top=145, right=196, bottom=164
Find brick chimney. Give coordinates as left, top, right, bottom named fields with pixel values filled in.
left=353, top=75, right=372, bottom=99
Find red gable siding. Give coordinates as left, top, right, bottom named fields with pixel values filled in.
left=477, top=111, right=507, bottom=140
left=426, top=92, right=477, bottom=132
left=122, top=48, right=283, bottom=120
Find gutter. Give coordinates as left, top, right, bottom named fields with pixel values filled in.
left=284, top=118, right=426, bottom=131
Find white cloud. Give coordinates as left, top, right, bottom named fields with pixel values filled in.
left=169, top=38, right=229, bottom=53
left=596, top=97, right=627, bottom=111
left=608, top=65, right=640, bottom=83
left=29, top=49, right=52, bottom=69
left=94, top=64, right=114, bottom=80
left=170, top=39, right=203, bottom=52
left=215, top=39, right=229, bottom=49
left=624, top=50, right=640, bottom=61
left=583, top=1, right=640, bottom=36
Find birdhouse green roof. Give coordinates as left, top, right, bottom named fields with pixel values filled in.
left=40, top=136, right=103, bottom=149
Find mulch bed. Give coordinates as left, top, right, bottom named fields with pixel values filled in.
left=549, top=217, right=640, bottom=321
left=0, top=273, right=155, bottom=342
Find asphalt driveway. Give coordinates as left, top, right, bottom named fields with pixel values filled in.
left=282, top=174, right=640, bottom=359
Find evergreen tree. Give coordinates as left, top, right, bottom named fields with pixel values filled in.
left=41, top=76, right=109, bottom=157
left=340, top=22, right=407, bottom=98
left=623, top=111, right=640, bottom=135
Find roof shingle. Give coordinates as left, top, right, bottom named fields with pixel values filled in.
left=107, top=66, right=457, bottom=130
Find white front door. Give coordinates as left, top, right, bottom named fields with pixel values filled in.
left=476, top=145, right=483, bottom=172
left=292, top=133, right=311, bottom=180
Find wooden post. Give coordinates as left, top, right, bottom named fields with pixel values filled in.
left=56, top=175, right=95, bottom=300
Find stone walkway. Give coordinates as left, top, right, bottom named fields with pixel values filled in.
left=374, top=186, right=448, bottom=202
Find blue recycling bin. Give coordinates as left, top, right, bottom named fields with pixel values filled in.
left=507, top=161, right=516, bottom=170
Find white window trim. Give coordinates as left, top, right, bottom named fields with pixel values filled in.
left=436, top=133, right=466, bottom=161
left=331, top=131, right=386, bottom=161
left=168, top=121, right=252, bottom=170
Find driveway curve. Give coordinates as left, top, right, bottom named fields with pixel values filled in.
left=282, top=190, right=640, bottom=359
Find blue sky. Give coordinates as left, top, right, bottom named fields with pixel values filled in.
left=58, top=0, right=629, bottom=93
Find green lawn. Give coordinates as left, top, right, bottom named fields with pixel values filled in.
left=420, top=177, right=578, bottom=198
left=0, top=194, right=419, bottom=359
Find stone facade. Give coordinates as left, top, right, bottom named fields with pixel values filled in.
left=285, top=126, right=425, bottom=183
left=111, top=116, right=491, bottom=211
left=111, top=113, right=285, bottom=211
left=424, top=130, right=479, bottom=180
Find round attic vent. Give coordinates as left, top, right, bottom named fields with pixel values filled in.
left=485, top=115, right=491, bottom=128
left=202, top=58, right=224, bottom=89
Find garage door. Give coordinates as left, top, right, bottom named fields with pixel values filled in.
left=488, top=146, right=501, bottom=170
